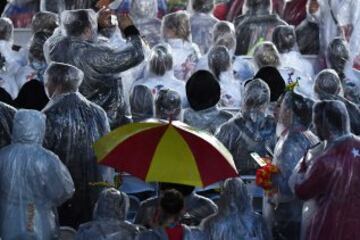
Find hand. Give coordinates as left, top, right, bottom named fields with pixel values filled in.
left=98, top=8, right=113, bottom=29
left=96, top=0, right=112, bottom=9
left=117, top=14, right=135, bottom=31
left=309, top=0, right=320, bottom=14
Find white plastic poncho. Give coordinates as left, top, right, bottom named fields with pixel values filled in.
left=0, top=101, right=16, bottom=149
left=0, top=110, right=74, bottom=239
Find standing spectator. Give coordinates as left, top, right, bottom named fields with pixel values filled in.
left=47, top=9, right=144, bottom=128
left=0, top=110, right=74, bottom=239
left=0, top=101, right=16, bottom=149
left=42, top=63, right=113, bottom=228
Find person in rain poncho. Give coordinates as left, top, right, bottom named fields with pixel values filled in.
left=32, top=11, right=59, bottom=35
left=129, top=0, right=161, bottom=48
left=162, top=11, right=201, bottom=82
left=1, top=0, right=38, bottom=28
left=0, top=101, right=16, bottom=149
left=307, top=0, right=353, bottom=59
left=291, top=100, right=360, bottom=240
left=235, top=0, right=287, bottom=56
left=130, top=85, right=154, bottom=122
left=253, top=42, right=315, bottom=99
left=76, top=188, right=139, bottom=240
left=189, top=0, right=219, bottom=55
left=0, top=109, right=74, bottom=239
left=216, top=78, right=276, bottom=175
left=137, top=189, right=194, bottom=240
left=326, top=37, right=349, bottom=81
left=135, top=183, right=217, bottom=228
left=198, top=178, right=271, bottom=240
left=15, top=31, right=50, bottom=110
left=155, top=89, right=182, bottom=120
left=40, top=0, right=99, bottom=12
left=272, top=25, right=314, bottom=77
left=0, top=17, right=22, bottom=99
left=134, top=43, right=188, bottom=107
left=195, top=20, right=235, bottom=71
left=46, top=9, right=144, bottom=128
left=42, top=62, right=113, bottom=229
left=183, top=70, right=233, bottom=134
left=313, top=69, right=360, bottom=135
left=208, top=45, right=241, bottom=108
left=264, top=91, right=318, bottom=240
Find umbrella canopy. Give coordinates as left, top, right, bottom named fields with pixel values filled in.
left=94, top=119, right=238, bottom=187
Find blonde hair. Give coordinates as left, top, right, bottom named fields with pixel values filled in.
left=162, top=11, right=191, bottom=42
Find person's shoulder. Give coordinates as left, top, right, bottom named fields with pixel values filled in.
left=139, top=196, right=158, bottom=208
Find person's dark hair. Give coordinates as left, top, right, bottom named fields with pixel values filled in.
left=32, top=11, right=59, bottom=34
left=314, top=69, right=342, bottom=99
left=213, top=21, right=234, bottom=43
left=45, top=62, right=84, bottom=92
left=160, top=189, right=184, bottom=215
left=155, top=89, right=181, bottom=120
left=160, top=183, right=195, bottom=197
left=149, top=44, right=173, bottom=76
left=208, top=45, right=231, bottom=79
left=313, top=100, right=350, bottom=137
left=29, top=31, right=51, bottom=62
left=62, top=10, right=96, bottom=37
left=130, top=85, right=154, bottom=122
left=0, top=18, right=13, bottom=41
left=192, top=0, right=215, bottom=13
left=245, top=0, right=271, bottom=12
left=162, top=11, right=191, bottom=42
left=272, top=25, right=296, bottom=53
left=186, top=70, right=221, bottom=111
left=282, top=91, right=314, bottom=129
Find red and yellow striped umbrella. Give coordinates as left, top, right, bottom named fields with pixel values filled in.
left=94, top=120, right=238, bottom=187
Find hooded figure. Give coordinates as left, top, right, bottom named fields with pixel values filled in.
left=235, top=0, right=287, bottom=55
left=134, top=183, right=218, bottom=228
left=326, top=37, right=349, bottom=81
left=199, top=178, right=271, bottom=240
left=216, top=79, right=276, bottom=174
left=272, top=25, right=314, bottom=77
left=76, top=188, right=139, bottom=240
left=162, top=11, right=201, bottom=82
left=183, top=70, right=233, bottom=134
left=295, top=15, right=320, bottom=55
left=130, top=0, right=161, bottom=48
left=208, top=45, right=241, bottom=108
left=0, top=17, right=22, bottom=99
left=189, top=0, right=219, bottom=55
left=291, top=100, right=360, bottom=240
left=155, top=89, right=182, bottom=120
left=15, top=31, right=50, bottom=110
left=314, top=69, right=360, bottom=135
left=47, top=9, right=144, bottom=128
left=130, top=85, right=154, bottom=122
left=0, top=110, right=74, bottom=239
left=1, top=0, right=39, bottom=28
left=0, top=101, right=16, bottom=149
left=42, top=63, right=113, bottom=229
left=134, top=44, right=187, bottom=107
left=264, top=91, right=318, bottom=240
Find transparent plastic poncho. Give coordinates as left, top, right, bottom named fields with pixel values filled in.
left=0, top=101, right=16, bottom=149
left=0, top=110, right=74, bottom=239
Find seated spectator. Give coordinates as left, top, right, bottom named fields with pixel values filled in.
left=0, top=109, right=74, bottom=239
left=134, top=44, right=187, bottom=107
left=137, top=189, right=195, bottom=240
left=15, top=31, right=50, bottom=110
left=198, top=178, right=271, bottom=240
left=135, top=183, right=217, bottom=228
left=75, top=188, right=139, bottom=240
left=162, top=11, right=201, bottom=81
left=42, top=62, right=113, bottom=228
left=190, top=0, right=219, bottom=54
left=208, top=45, right=241, bottom=108
left=130, top=85, right=154, bottom=122
left=31, top=11, right=59, bottom=34
left=0, top=100, right=16, bottom=149
left=183, top=70, right=233, bottom=134
left=155, top=89, right=182, bottom=120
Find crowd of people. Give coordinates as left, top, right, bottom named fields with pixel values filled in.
left=0, top=0, right=360, bottom=239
